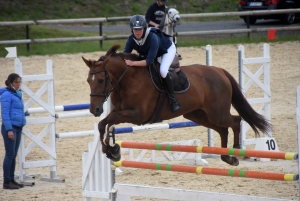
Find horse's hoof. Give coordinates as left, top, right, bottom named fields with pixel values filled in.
left=231, top=157, right=239, bottom=166
left=106, top=152, right=121, bottom=162
left=221, top=155, right=239, bottom=166
left=110, top=144, right=120, bottom=158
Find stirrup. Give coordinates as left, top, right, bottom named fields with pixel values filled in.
left=171, top=102, right=181, bottom=113
left=169, top=96, right=182, bottom=113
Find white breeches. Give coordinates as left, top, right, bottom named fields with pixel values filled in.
left=160, top=42, right=176, bottom=78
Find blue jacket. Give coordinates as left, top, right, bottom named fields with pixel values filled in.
left=0, top=87, right=26, bottom=131
left=124, top=27, right=172, bottom=66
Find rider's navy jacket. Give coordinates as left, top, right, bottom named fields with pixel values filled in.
left=0, top=87, right=26, bottom=131
left=124, top=27, right=172, bottom=66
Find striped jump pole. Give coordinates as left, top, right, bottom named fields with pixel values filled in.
left=114, top=160, right=299, bottom=181
left=56, top=121, right=199, bottom=139
left=27, top=103, right=90, bottom=114
left=116, top=141, right=298, bottom=160
left=114, top=121, right=199, bottom=134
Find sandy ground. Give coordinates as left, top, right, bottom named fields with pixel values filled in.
left=0, top=41, right=299, bottom=201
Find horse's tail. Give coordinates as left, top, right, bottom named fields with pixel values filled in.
left=222, top=69, right=272, bottom=136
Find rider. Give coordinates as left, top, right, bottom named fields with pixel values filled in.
left=124, top=14, right=182, bottom=113
left=145, top=0, right=167, bottom=28
left=145, top=0, right=182, bottom=59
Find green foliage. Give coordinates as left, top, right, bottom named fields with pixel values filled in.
left=0, top=0, right=239, bottom=21
left=132, top=3, right=143, bottom=14
left=207, top=2, right=221, bottom=12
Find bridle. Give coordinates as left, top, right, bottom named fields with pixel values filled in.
left=88, top=55, right=129, bottom=101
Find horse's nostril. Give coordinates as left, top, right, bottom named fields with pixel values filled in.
left=96, top=107, right=100, bottom=114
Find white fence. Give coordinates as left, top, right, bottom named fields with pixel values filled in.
left=239, top=43, right=272, bottom=149
left=14, top=59, right=64, bottom=183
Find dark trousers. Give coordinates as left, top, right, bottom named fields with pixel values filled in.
left=1, top=124, right=22, bottom=182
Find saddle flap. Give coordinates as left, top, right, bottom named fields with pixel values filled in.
left=170, top=55, right=180, bottom=71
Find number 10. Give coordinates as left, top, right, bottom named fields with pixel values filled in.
left=266, top=139, right=276, bottom=150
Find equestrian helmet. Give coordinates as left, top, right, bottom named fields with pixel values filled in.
left=159, top=0, right=168, bottom=2
left=129, top=15, right=147, bottom=30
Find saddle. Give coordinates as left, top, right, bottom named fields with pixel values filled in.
left=150, top=55, right=190, bottom=93
left=145, top=55, right=190, bottom=124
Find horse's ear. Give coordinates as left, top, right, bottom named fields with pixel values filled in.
left=82, top=57, right=92, bottom=68
left=105, top=44, right=121, bottom=56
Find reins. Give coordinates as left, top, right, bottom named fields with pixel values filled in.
left=89, top=54, right=129, bottom=101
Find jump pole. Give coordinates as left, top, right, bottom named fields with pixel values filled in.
left=27, top=103, right=90, bottom=114
left=113, top=160, right=298, bottom=181
left=56, top=120, right=199, bottom=139
left=116, top=141, right=298, bottom=161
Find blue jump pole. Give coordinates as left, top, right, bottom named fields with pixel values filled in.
left=115, top=121, right=199, bottom=134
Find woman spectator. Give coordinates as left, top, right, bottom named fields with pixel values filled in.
left=1, top=73, right=26, bottom=190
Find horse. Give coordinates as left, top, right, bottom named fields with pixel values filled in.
left=82, top=44, right=272, bottom=166
left=159, top=7, right=180, bottom=46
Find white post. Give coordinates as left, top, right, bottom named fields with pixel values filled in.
left=14, top=58, right=27, bottom=183
left=206, top=45, right=214, bottom=147
left=238, top=45, right=246, bottom=149
left=263, top=43, right=271, bottom=137
left=42, top=60, right=58, bottom=181
left=296, top=85, right=300, bottom=196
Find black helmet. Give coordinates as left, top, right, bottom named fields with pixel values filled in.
left=129, top=15, right=147, bottom=29
left=159, top=0, right=168, bottom=2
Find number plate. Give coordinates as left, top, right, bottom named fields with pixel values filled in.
left=248, top=2, right=262, bottom=6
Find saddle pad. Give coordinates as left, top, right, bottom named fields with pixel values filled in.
left=149, top=65, right=190, bottom=94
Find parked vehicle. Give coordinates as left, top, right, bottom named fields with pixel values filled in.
left=238, top=0, right=300, bottom=25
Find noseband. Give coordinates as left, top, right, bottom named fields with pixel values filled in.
left=88, top=55, right=129, bottom=101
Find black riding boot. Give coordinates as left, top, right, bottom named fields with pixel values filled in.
left=163, top=73, right=182, bottom=113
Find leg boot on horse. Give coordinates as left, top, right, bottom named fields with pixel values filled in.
left=163, top=73, right=182, bottom=113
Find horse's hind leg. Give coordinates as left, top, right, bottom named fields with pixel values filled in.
left=184, top=109, right=241, bottom=166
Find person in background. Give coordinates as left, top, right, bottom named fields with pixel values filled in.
left=0, top=73, right=26, bottom=190
left=145, top=0, right=168, bottom=28
left=145, top=0, right=182, bottom=59
left=124, top=15, right=182, bottom=113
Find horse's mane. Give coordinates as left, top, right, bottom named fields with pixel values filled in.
left=98, top=44, right=142, bottom=62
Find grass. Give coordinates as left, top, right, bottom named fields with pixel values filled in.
left=0, top=0, right=239, bottom=21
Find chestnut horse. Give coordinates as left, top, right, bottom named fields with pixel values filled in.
left=82, top=44, right=271, bottom=166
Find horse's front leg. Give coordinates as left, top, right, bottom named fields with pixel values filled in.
left=98, top=116, right=109, bottom=154
left=98, top=114, right=122, bottom=161
left=101, top=109, right=141, bottom=161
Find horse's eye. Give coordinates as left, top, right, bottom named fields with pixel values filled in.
left=98, top=79, right=104, bottom=84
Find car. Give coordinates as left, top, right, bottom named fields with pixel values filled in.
left=238, top=0, right=300, bottom=25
